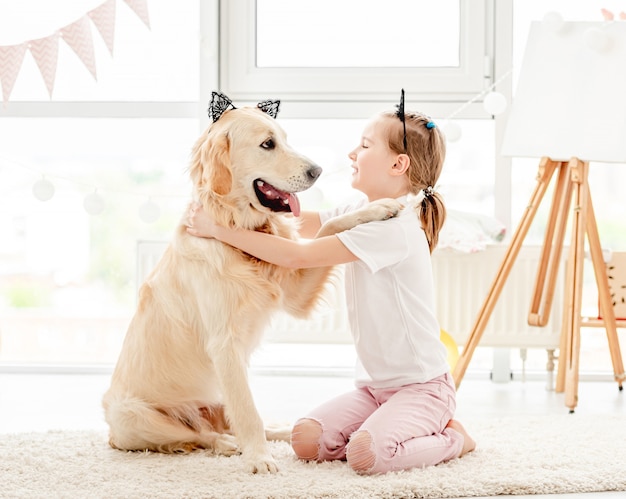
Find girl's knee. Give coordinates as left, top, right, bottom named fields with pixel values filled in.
left=291, top=418, right=323, bottom=461
left=346, top=430, right=376, bottom=474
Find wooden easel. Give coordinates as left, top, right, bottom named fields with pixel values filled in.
left=452, top=157, right=625, bottom=412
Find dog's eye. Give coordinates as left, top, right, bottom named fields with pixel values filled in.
left=261, top=138, right=275, bottom=150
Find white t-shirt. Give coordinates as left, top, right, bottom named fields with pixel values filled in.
left=320, top=196, right=449, bottom=389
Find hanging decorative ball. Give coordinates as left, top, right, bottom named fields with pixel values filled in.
left=32, top=177, right=55, bottom=201
left=442, top=121, right=462, bottom=142
left=584, top=27, right=612, bottom=53
left=542, top=11, right=565, bottom=34
left=139, top=199, right=161, bottom=223
left=483, top=91, right=508, bottom=115
left=83, top=191, right=105, bottom=216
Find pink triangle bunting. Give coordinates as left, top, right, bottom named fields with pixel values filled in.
left=88, top=0, right=117, bottom=56
left=0, top=0, right=151, bottom=103
left=123, top=0, right=151, bottom=29
left=61, top=16, right=97, bottom=80
left=0, top=43, right=27, bottom=105
left=29, top=33, right=60, bottom=98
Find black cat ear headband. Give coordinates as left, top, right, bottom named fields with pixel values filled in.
left=395, top=88, right=436, bottom=151
left=208, top=91, right=280, bottom=122
left=395, top=89, right=437, bottom=199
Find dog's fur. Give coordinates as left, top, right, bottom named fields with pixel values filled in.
left=102, top=104, right=402, bottom=473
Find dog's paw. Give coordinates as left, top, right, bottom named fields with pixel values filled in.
left=265, top=424, right=291, bottom=443
left=244, top=452, right=279, bottom=474
left=214, top=434, right=240, bottom=456
left=360, top=198, right=404, bottom=222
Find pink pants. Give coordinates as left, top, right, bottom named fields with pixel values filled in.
left=292, top=372, right=463, bottom=474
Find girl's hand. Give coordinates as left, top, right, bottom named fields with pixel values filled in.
left=186, top=203, right=220, bottom=239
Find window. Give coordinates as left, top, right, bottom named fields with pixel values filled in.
left=220, top=0, right=493, bottom=118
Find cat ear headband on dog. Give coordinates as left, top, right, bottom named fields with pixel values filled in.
left=256, top=99, right=280, bottom=119
left=208, top=91, right=281, bottom=122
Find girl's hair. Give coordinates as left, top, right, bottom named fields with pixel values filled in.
left=381, top=110, right=447, bottom=253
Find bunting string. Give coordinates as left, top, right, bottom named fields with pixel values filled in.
left=0, top=0, right=150, bottom=106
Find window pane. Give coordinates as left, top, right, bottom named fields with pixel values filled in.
left=256, top=0, right=460, bottom=68
left=0, top=118, right=196, bottom=364
left=0, top=0, right=199, bottom=102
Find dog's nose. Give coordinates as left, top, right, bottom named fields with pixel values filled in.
left=307, top=165, right=323, bottom=181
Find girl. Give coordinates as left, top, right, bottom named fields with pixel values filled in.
left=186, top=91, right=475, bottom=474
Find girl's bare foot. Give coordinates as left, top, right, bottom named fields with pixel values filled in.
left=446, top=419, right=476, bottom=457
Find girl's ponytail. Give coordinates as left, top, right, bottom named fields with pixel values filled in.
left=417, top=190, right=446, bottom=253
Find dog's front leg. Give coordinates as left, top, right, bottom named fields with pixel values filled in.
left=315, top=197, right=403, bottom=237
left=213, top=341, right=278, bottom=474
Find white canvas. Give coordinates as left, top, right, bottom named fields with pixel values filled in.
left=501, top=21, right=626, bottom=163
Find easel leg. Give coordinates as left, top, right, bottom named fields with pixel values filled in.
left=560, top=160, right=588, bottom=411
left=529, top=162, right=572, bottom=326
left=452, top=158, right=559, bottom=387
left=556, top=159, right=625, bottom=410
left=585, top=190, right=625, bottom=389
left=555, top=245, right=572, bottom=393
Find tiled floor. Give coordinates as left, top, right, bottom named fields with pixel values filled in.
left=1, top=344, right=625, bottom=499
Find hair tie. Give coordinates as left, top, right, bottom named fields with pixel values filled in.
left=423, top=186, right=435, bottom=198
left=426, top=121, right=436, bottom=129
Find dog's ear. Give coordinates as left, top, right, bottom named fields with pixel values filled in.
left=189, top=131, right=233, bottom=196
left=257, top=99, right=280, bottom=119
left=206, top=132, right=233, bottom=195
left=208, top=91, right=236, bottom=123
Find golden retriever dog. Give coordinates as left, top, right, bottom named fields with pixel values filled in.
left=102, top=92, right=402, bottom=473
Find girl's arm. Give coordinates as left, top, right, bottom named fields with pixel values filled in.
left=186, top=207, right=357, bottom=269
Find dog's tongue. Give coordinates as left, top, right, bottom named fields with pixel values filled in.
left=257, top=180, right=301, bottom=217
left=287, top=193, right=301, bottom=217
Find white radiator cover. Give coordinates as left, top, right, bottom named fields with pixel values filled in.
left=136, top=241, right=563, bottom=349
left=432, top=245, right=562, bottom=349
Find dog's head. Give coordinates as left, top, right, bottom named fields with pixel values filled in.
left=189, top=94, right=322, bottom=227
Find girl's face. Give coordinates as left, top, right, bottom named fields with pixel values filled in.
left=348, top=117, right=402, bottom=200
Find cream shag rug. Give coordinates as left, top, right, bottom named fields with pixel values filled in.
left=2, top=414, right=625, bottom=499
